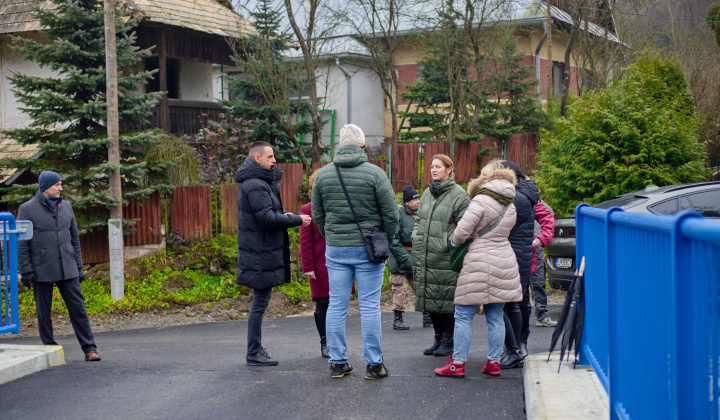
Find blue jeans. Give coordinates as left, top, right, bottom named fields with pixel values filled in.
left=325, top=246, right=385, bottom=366
left=453, top=302, right=505, bottom=363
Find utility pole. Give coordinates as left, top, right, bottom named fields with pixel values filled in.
left=104, top=0, right=124, bottom=300
left=546, top=0, right=553, bottom=101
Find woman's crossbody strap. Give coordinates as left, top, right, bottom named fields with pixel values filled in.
left=335, top=164, right=365, bottom=237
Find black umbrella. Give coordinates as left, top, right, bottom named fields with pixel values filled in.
left=548, top=257, right=586, bottom=372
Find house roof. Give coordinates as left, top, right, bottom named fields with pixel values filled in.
left=283, top=36, right=372, bottom=60
left=0, top=134, right=41, bottom=185
left=356, top=0, right=620, bottom=44
left=528, top=1, right=620, bottom=44
left=0, top=0, right=256, bottom=37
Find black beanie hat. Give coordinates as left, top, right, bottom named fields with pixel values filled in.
left=38, top=171, right=62, bottom=193
left=501, top=161, right=525, bottom=181
left=402, top=185, right=419, bottom=203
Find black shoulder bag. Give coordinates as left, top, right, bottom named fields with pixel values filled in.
left=335, top=164, right=390, bottom=263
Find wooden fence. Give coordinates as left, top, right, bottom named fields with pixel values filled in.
left=81, top=192, right=163, bottom=264
left=79, top=134, right=538, bottom=263
left=171, top=185, right=212, bottom=240
left=124, top=192, right=162, bottom=246
left=479, top=133, right=539, bottom=174
left=391, top=143, right=420, bottom=191
left=391, top=134, right=538, bottom=192
left=219, top=183, right=241, bottom=235
left=277, top=163, right=303, bottom=214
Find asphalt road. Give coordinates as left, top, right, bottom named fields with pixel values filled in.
left=0, top=306, right=560, bottom=420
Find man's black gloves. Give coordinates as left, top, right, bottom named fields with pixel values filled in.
left=21, top=272, right=35, bottom=288
left=78, top=269, right=85, bottom=282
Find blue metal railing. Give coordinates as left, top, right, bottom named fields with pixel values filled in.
left=0, top=212, right=19, bottom=335
left=576, top=206, right=720, bottom=420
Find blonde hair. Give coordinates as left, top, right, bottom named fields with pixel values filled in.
left=431, top=154, right=454, bottom=175
left=307, top=168, right=321, bottom=195
left=480, top=159, right=505, bottom=176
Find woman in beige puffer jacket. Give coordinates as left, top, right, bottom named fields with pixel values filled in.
left=434, top=162, right=521, bottom=378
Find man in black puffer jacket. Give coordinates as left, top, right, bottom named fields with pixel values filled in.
left=499, top=161, right=539, bottom=369
left=236, top=141, right=312, bottom=366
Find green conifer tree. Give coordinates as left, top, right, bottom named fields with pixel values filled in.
left=398, top=11, right=486, bottom=142
left=223, top=0, right=312, bottom=164
left=486, top=39, right=547, bottom=138
left=1, top=0, right=169, bottom=233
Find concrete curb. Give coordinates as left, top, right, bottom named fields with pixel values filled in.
left=0, top=344, right=65, bottom=386
left=524, top=352, right=609, bottom=419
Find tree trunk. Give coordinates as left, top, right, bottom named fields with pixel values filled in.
left=389, top=65, right=399, bottom=143
left=284, top=0, right=323, bottom=169
left=561, top=13, right=582, bottom=118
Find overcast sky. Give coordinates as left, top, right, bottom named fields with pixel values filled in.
left=233, top=0, right=538, bottom=40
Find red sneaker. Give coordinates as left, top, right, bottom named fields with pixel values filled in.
left=482, top=360, right=501, bottom=377
left=434, top=357, right=465, bottom=378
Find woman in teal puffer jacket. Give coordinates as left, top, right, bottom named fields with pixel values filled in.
left=413, top=154, right=470, bottom=357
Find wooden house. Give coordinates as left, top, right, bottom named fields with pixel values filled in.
left=0, top=0, right=255, bottom=137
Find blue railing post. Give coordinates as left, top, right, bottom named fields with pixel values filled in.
left=576, top=203, right=590, bottom=366
left=673, top=213, right=720, bottom=419
left=576, top=204, right=612, bottom=390
left=0, top=212, right=19, bottom=335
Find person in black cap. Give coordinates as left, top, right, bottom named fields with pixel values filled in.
left=388, top=185, right=423, bottom=330
left=17, top=171, right=101, bottom=361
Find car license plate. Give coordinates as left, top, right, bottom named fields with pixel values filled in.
left=556, top=258, right=572, bottom=269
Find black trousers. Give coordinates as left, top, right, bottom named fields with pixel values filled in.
left=531, top=248, right=549, bottom=319
left=247, top=287, right=273, bottom=355
left=34, top=277, right=96, bottom=354
left=429, top=312, right=455, bottom=336
left=504, top=276, right=532, bottom=350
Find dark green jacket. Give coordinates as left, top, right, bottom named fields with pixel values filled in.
left=388, top=202, right=416, bottom=274
left=412, top=177, right=470, bottom=314
left=312, top=147, right=398, bottom=247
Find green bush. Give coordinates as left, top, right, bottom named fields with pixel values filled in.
left=537, top=52, right=706, bottom=216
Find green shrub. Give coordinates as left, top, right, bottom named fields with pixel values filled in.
left=537, top=52, right=706, bottom=216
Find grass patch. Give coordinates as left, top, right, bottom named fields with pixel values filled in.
left=17, top=234, right=248, bottom=318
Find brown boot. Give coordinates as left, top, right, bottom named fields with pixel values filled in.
left=85, top=350, right=101, bottom=361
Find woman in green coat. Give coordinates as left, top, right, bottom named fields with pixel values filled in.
left=412, top=154, right=470, bottom=356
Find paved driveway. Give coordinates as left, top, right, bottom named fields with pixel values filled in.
left=0, top=308, right=560, bottom=419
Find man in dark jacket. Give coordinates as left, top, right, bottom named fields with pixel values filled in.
left=388, top=185, right=420, bottom=330
left=236, top=142, right=311, bottom=366
left=499, top=161, right=539, bottom=369
left=312, top=124, right=398, bottom=380
left=17, top=171, right=100, bottom=361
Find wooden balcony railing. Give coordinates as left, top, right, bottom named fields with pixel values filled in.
left=120, top=99, right=223, bottom=137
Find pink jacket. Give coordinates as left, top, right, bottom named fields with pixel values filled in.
left=453, top=169, right=522, bottom=305
left=531, top=201, right=554, bottom=274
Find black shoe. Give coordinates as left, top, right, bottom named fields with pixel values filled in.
left=499, top=352, right=524, bottom=369
left=365, top=363, right=389, bottom=380
left=423, top=334, right=441, bottom=355
left=422, top=312, right=433, bottom=328
left=433, top=333, right=453, bottom=357
left=331, top=362, right=353, bottom=378
left=320, top=336, right=330, bottom=359
left=519, top=343, right=528, bottom=358
left=246, top=348, right=278, bottom=366
left=393, top=311, right=409, bottom=330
